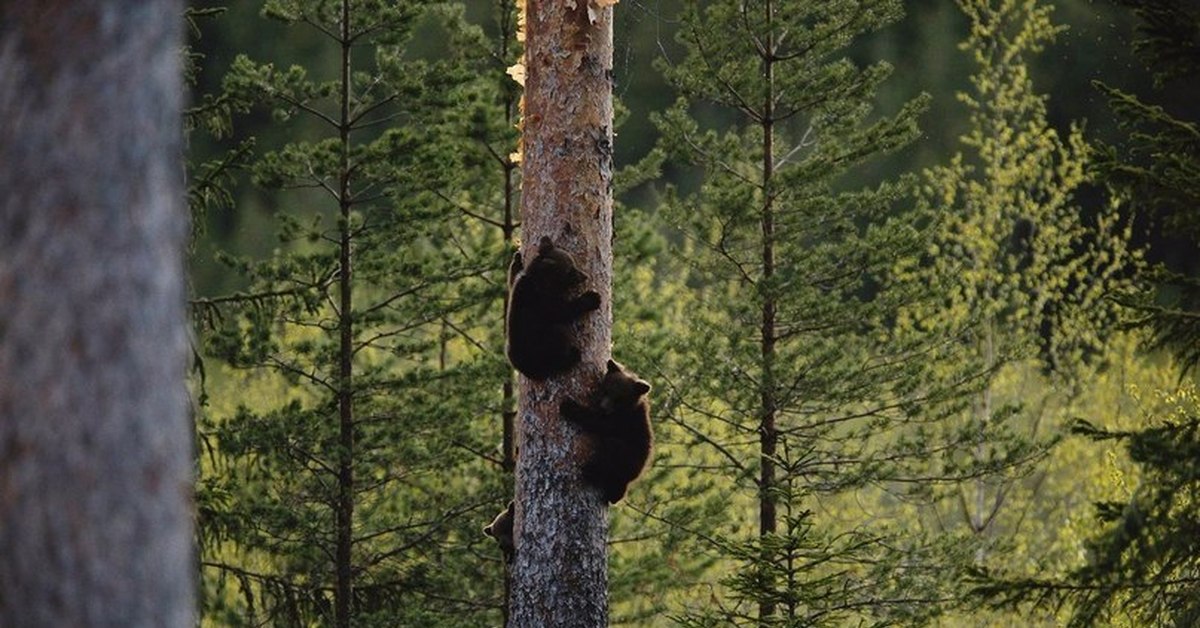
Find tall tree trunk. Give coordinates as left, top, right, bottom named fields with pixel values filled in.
left=501, top=168, right=519, bottom=475
left=500, top=0, right=520, bottom=479
left=508, top=0, right=614, bottom=625
left=0, top=2, right=193, bottom=626
left=501, top=36, right=519, bottom=626
left=335, top=1, right=356, bottom=625
left=759, top=0, right=778, bottom=622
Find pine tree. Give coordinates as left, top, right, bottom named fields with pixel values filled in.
left=1095, top=0, right=1200, bottom=369
left=190, top=1, right=507, bottom=625
left=649, top=0, right=957, bottom=624
left=0, top=2, right=194, bottom=624
left=1067, top=2, right=1200, bottom=622
left=436, top=0, right=525, bottom=620
left=506, top=0, right=617, bottom=624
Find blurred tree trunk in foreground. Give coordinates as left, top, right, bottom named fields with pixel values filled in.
left=0, top=2, right=193, bottom=626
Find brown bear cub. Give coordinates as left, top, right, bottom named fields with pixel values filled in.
left=506, top=236, right=601, bottom=380
left=483, top=501, right=515, bottom=563
left=560, top=360, right=653, bottom=504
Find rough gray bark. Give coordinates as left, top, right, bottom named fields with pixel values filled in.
left=509, top=0, right=615, bottom=625
left=0, top=2, right=193, bottom=626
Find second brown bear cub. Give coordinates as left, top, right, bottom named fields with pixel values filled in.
left=561, top=360, right=653, bottom=504
left=506, top=236, right=601, bottom=380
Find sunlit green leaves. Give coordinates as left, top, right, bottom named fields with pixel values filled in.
left=892, top=2, right=1142, bottom=620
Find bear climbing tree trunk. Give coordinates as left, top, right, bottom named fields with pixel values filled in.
left=508, top=0, right=615, bottom=625
left=0, top=2, right=194, bottom=626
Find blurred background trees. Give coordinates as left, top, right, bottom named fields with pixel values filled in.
left=971, top=2, right=1200, bottom=626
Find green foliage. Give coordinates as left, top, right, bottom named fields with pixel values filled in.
left=968, top=4, right=1200, bottom=626
left=1113, top=0, right=1200, bottom=87
left=1094, top=0, right=1200, bottom=372
left=645, top=0, right=968, bottom=624
left=972, top=383, right=1200, bottom=627
left=605, top=206, right=728, bottom=625
left=190, top=1, right=514, bottom=625
left=900, top=0, right=1136, bottom=373
left=1067, top=387, right=1200, bottom=626
left=1064, top=6, right=1200, bottom=620
left=869, top=5, right=1154, bottom=626
left=893, top=0, right=1139, bottom=585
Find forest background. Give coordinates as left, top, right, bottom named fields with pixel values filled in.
left=183, top=0, right=1200, bottom=625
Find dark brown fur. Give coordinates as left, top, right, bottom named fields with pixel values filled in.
left=561, top=360, right=652, bottom=504
left=505, top=236, right=600, bottom=380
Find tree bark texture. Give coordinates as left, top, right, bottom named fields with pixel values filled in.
left=509, top=0, right=615, bottom=626
left=759, top=2, right=778, bottom=622
left=335, top=2, right=356, bottom=625
left=0, top=3, right=193, bottom=627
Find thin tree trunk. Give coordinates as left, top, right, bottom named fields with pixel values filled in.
left=497, top=3, right=520, bottom=622
left=501, top=101, right=519, bottom=476
left=508, top=0, right=615, bottom=625
left=0, top=2, right=193, bottom=626
left=335, top=0, right=356, bottom=625
left=759, top=0, right=779, bottom=622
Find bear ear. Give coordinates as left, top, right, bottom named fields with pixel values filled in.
left=538, top=235, right=554, bottom=253
left=606, top=359, right=620, bottom=373
left=633, top=381, right=651, bottom=396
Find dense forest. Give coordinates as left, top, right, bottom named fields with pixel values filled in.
left=2, top=0, right=1199, bottom=626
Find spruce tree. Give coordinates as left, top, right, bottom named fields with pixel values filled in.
left=1069, top=2, right=1200, bottom=622
left=1095, top=0, right=1200, bottom=368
